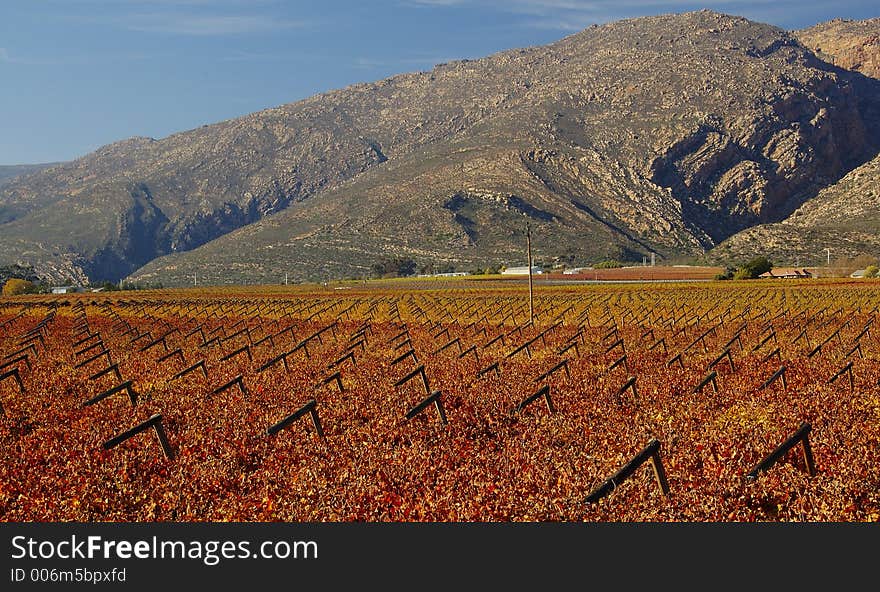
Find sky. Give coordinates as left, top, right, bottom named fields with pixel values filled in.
left=1, top=0, right=876, bottom=165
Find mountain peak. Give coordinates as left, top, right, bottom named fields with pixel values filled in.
left=1, top=11, right=878, bottom=285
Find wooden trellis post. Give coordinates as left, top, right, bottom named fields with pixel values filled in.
left=517, top=384, right=554, bottom=414
left=745, top=422, right=815, bottom=481
left=614, top=376, right=638, bottom=403
left=0, top=368, right=25, bottom=394
left=477, top=361, right=501, bottom=378
left=406, top=390, right=447, bottom=425
left=315, top=371, right=344, bottom=393
left=103, top=414, right=173, bottom=459
left=328, top=351, right=356, bottom=370
left=828, top=361, right=854, bottom=391
left=83, top=380, right=138, bottom=408
left=212, top=374, right=248, bottom=397
left=693, top=370, right=718, bottom=394
left=267, top=399, right=324, bottom=439
left=708, top=348, right=735, bottom=372
left=172, top=359, right=209, bottom=381
left=586, top=439, right=670, bottom=503
left=535, top=359, right=570, bottom=383
left=760, top=366, right=787, bottom=391
left=394, top=365, right=431, bottom=395
left=606, top=354, right=628, bottom=375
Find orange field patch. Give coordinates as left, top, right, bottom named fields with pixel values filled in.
left=1, top=280, right=878, bottom=521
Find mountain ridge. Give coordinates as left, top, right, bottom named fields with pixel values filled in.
left=0, top=163, right=61, bottom=188
left=1, top=10, right=878, bottom=285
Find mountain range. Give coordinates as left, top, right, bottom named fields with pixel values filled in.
left=1, top=10, right=878, bottom=286
left=0, top=164, right=56, bottom=187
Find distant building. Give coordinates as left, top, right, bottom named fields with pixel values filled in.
left=563, top=267, right=593, bottom=275
left=501, top=266, right=543, bottom=275
left=758, top=268, right=813, bottom=279
left=51, top=286, right=83, bottom=294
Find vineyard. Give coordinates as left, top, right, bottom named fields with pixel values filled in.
left=1, top=280, right=879, bottom=522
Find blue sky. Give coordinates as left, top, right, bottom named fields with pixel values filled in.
left=1, top=1, right=876, bottom=165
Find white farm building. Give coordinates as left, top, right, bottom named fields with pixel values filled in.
left=501, top=266, right=543, bottom=275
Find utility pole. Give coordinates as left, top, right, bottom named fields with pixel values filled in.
left=527, top=221, right=534, bottom=325
left=825, top=248, right=831, bottom=267
left=193, top=273, right=197, bottom=287
left=284, top=272, right=288, bottom=286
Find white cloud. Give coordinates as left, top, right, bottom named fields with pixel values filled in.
left=405, top=1, right=469, bottom=6
left=0, top=47, right=59, bottom=65
left=61, top=8, right=309, bottom=37
left=0, top=45, right=176, bottom=66
left=61, top=1, right=270, bottom=6
left=220, top=50, right=316, bottom=63
left=122, top=14, right=304, bottom=35
left=353, top=57, right=388, bottom=69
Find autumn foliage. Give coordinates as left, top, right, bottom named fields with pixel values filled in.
left=2, top=278, right=35, bottom=296
left=1, top=280, right=879, bottom=522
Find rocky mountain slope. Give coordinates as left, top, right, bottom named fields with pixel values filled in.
left=2, top=10, right=879, bottom=285
left=712, top=153, right=880, bottom=265
left=714, top=17, right=880, bottom=266
left=130, top=11, right=880, bottom=285
left=797, top=18, right=880, bottom=78
left=0, top=164, right=58, bottom=188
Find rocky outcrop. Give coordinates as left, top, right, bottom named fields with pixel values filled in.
left=797, top=18, right=880, bottom=78
left=713, top=153, right=880, bottom=265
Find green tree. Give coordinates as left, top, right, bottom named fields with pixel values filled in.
left=437, top=263, right=457, bottom=274
left=371, top=256, right=418, bottom=278
left=736, top=256, right=772, bottom=279
left=88, top=280, right=120, bottom=291
left=714, top=266, right=735, bottom=280
left=864, top=265, right=879, bottom=278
